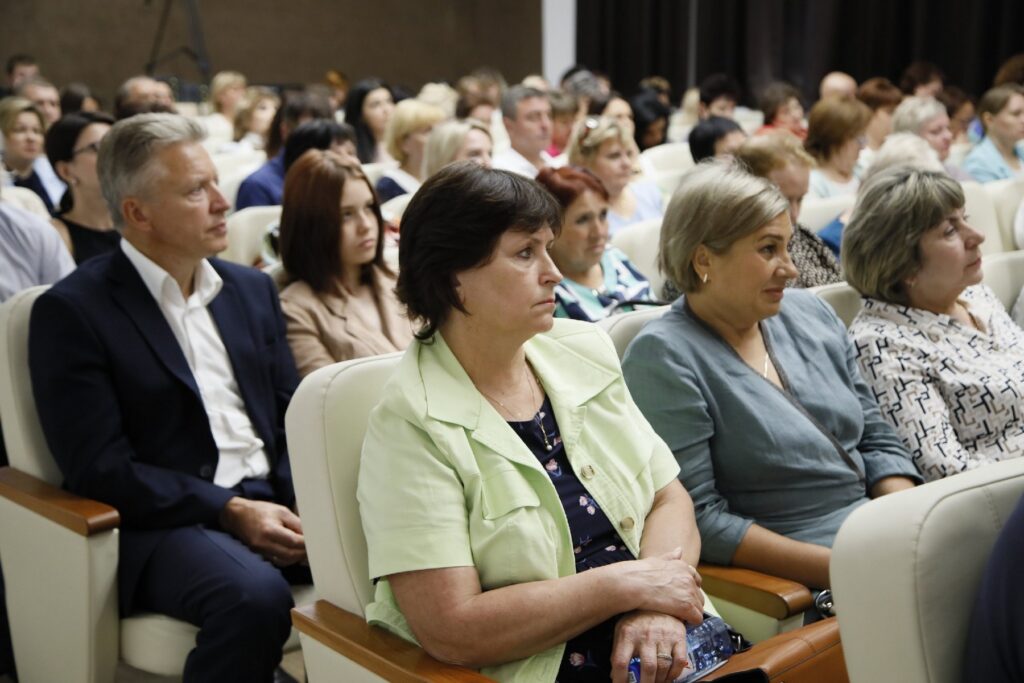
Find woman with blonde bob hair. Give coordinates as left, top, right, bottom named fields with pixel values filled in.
left=566, top=116, right=663, bottom=235
left=278, top=149, right=413, bottom=377
left=844, top=166, right=1024, bottom=481
left=422, top=118, right=493, bottom=178
left=622, top=161, right=919, bottom=589
left=375, top=98, right=446, bottom=202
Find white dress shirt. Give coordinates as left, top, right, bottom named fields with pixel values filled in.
left=492, top=147, right=561, bottom=179
left=121, top=240, right=271, bottom=488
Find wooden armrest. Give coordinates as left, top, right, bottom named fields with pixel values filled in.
left=698, top=563, right=814, bottom=620
left=0, top=466, right=119, bottom=536
left=704, top=617, right=847, bottom=682
left=292, top=600, right=495, bottom=682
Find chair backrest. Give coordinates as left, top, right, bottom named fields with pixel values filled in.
left=809, top=281, right=862, bottom=328
left=610, top=217, right=664, bottom=297
left=361, top=161, right=398, bottom=187
left=211, top=149, right=266, bottom=181
left=831, top=457, right=1024, bottom=683
left=597, top=305, right=670, bottom=359
left=800, top=195, right=856, bottom=234
left=221, top=205, right=282, bottom=266
left=640, top=142, right=694, bottom=174
left=0, top=286, right=62, bottom=483
left=1, top=186, right=51, bottom=219
left=285, top=353, right=403, bottom=616
left=980, top=250, right=1024, bottom=311
left=961, top=181, right=1006, bottom=254
left=380, top=193, right=413, bottom=225
left=984, top=177, right=1024, bottom=250
left=220, top=166, right=260, bottom=213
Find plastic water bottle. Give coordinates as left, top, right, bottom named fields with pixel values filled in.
left=627, top=615, right=734, bottom=683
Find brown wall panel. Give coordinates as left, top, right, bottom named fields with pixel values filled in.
left=1, top=0, right=542, bottom=104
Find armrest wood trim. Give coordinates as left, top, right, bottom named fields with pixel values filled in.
left=0, top=467, right=120, bottom=536
left=698, top=563, right=814, bottom=619
left=292, top=600, right=494, bottom=683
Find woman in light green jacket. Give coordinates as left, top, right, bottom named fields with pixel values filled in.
left=357, top=162, right=705, bottom=683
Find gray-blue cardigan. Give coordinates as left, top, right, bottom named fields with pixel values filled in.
left=622, top=289, right=921, bottom=565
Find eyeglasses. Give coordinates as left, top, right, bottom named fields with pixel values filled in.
left=71, top=141, right=102, bottom=157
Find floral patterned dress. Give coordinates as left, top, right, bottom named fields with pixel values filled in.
left=508, top=397, right=633, bottom=681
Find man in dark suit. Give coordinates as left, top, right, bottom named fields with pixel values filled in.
left=29, top=113, right=306, bottom=683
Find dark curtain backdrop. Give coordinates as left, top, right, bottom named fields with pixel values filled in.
left=577, top=0, right=1024, bottom=106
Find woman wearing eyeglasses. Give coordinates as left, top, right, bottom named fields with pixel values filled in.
left=45, top=111, right=119, bottom=263
left=566, top=117, right=664, bottom=237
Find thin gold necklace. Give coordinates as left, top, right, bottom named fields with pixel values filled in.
left=480, top=363, right=553, bottom=451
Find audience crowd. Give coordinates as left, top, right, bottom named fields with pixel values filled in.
left=4, top=49, right=1024, bottom=683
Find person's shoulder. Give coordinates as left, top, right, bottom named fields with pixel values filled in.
left=540, top=318, right=620, bottom=368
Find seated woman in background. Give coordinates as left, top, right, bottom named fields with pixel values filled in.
left=734, top=132, right=841, bottom=288
left=622, top=161, right=919, bottom=589
left=59, top=82, right=100, bottom=115
left=805, top=95, right=871, bottom=199
left=359, top=161, right=704, bottom=682
left=566, top=117, right=663, bottom=236
left=963, top=85, right=1024, bottom=183
left=233, top=87, right=279, bottom=150
left=816, top=133, right=944, bottom=257
left=854, top=77, right=902, bottom=175
left=629, top=89, right=671, bottom=151
left=423, top=118, right=493, bottom=178
left=587, top=91, right=634, bottom=133
left=202, top=70, right=247, bottom=145
left=688, top=116, right=746, bottom=163
left=843, top=167, right=1024, bottom=481
left=891, top=96, right=969, bottom=180
left=535, top=166, right=656, bottom=321
left=278, top=150, right=412, bottom=376
left=0, top=97, right=53, bottom=213
left=45, top=111, right=118, bottom=263
left=345, top=78, right=396, bottom=164
left=755, top=82, right=806, bottom=139
left=375, top=99, right=446, bottom=202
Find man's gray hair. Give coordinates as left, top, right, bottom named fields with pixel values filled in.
left=501, top=85, right=547, bottom=119
left=891, top=96, right=947, bottom=135
left=97, top=113, right=205, bottom=230
left=660, top=159, right=788, bottom=294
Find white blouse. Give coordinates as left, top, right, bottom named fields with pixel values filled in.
left=849, top=285, right=1024, bottom=481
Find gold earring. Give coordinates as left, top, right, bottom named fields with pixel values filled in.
left=702, top=272, right=708, bottom=284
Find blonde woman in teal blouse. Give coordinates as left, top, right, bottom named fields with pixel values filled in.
left=357, top=162, right=705, bottom=683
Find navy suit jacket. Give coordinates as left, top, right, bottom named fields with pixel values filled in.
left=28, top=248, right=300, bottom=612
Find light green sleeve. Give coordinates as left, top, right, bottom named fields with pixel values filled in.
left=357, top=399, right=475, bottom=580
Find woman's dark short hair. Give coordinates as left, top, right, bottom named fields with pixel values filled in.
left=759, top=82, right=802, bottom=124
left=279, top=149, right=388, bottom=295
left=45, top=110, right=116, bottom=213
left=536, top=166, right=609, bottom=209
left=265, top=89, right=332, bottom=158
left=629, top=89, right=671, bottom=149
left=699, top=74, right=741, bottom=107
left=397, top=161, right=562, bottom=340
left=688, top=116, right=743, bottom=162
left=900, top=61, right=945, bottom=94
left=283, top=119, right=356, bottom=171
left=59, top=82, right=97, bottom=115
left=344, top=78, right=393, bottom=163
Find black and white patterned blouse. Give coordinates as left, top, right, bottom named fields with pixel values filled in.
left=849, top=285, right=1024, bottom=482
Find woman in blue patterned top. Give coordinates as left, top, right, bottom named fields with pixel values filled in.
left=536, top=166, right=657, bottom=322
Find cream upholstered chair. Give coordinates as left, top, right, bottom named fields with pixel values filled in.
left=984, top=177, right=1024, bottom=250
left=286, top=352, right=847, bottom=681
left=0, top=287, right=312, bottom=682
left=961, top=180, right=1006, bottom=254
left=598, top=307, right=816, bottom=642
left=360, top=161, right=398, bottom=188
left=800, top=195, right=856, bottom=234
left=0, top=186, right=51, bottom=219
left=610, top=217, right=665, bottom=298
left=380, top=192, right=413, bottom=225
left=831, top=457, right=1024, bottom=683
left=981, top=249, right=1024, bottom=312
left=640, top=142, right=694, bottom=174
left=221, top=204, right=282, bottom=267
left=809, top=282, right=863, bottom=328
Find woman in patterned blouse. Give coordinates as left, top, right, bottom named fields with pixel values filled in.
left=844, top=166, right=1024, bottom=481
left=535, top=166, right=658, bottom=322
